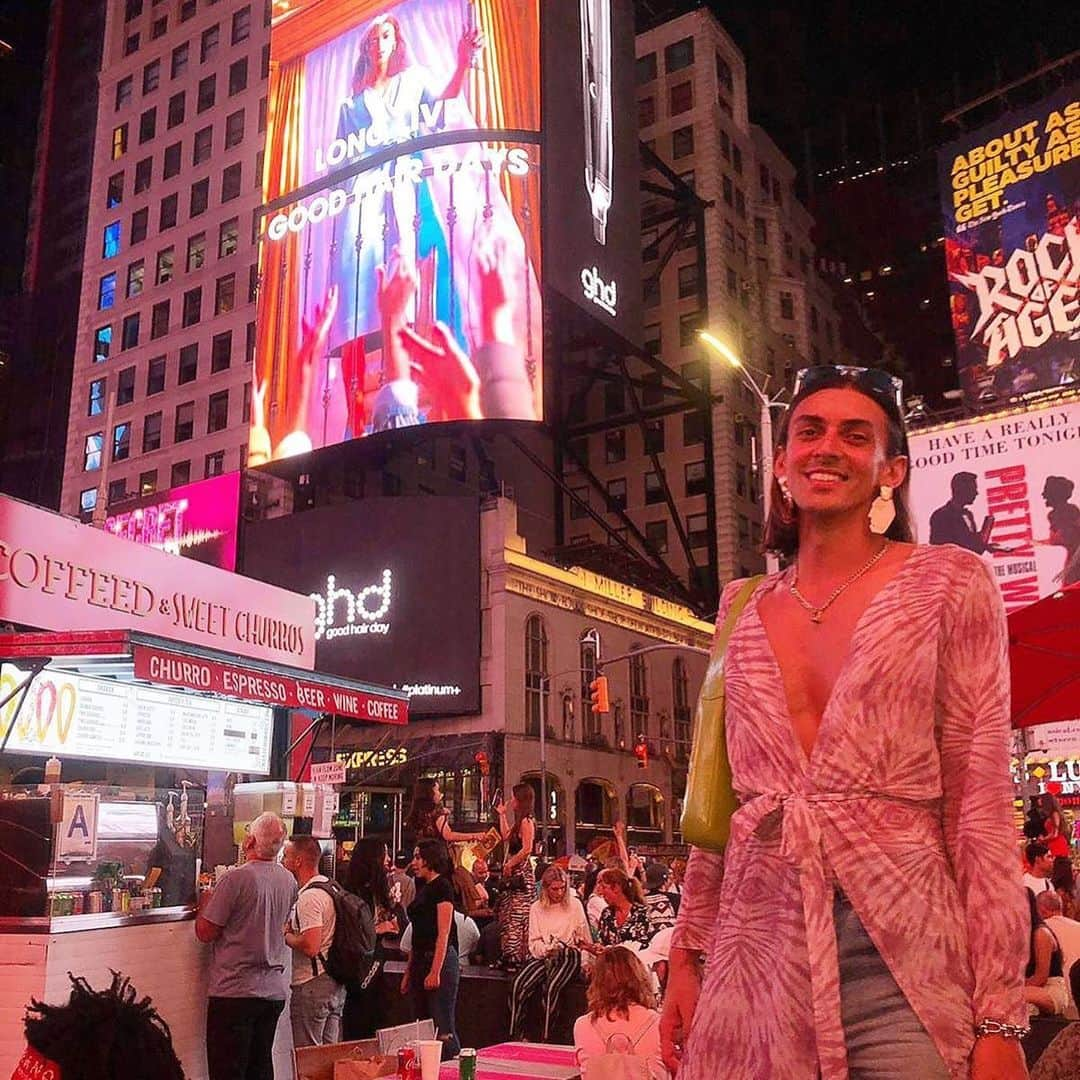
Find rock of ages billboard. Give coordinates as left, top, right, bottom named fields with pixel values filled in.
left=939, top=84, right=1080, bottom=407
left=252, top=0, right=543, bottom=466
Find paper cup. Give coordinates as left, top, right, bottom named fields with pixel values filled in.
left=417, top=1039, right=443, bottom=1080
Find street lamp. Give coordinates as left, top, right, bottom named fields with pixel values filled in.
left=699, top=331, right=784, bottom=574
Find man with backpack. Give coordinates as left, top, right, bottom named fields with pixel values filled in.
left=284, top=835, right=374, bottom=1047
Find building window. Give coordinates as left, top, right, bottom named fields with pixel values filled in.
left=228, top=57, right=248, bottom=96
left=733, top=143, right=743, bottom=173
left=102, top=221, right=121, bottom=259
left=207, top=390, right=229, bottom=432
left=606, top=478, right=627, bottom=511
left=685, top=460, right=707, bottom=497
left=665, top=36, right=694, bottom=72
left=87, top=378, right=106, bottom=417
left=231, top=6, right=251, bottom=44
left=683, top=409, right=706, bottom=446
left=106, top=173, right=124, bottom=209
left=670, top=81, right=693, bottom=115
left=146, top=356, right=166, bottom=395
left=178, top=342, right=198, bottom=383
left=98, top=273, right=117, bottom=310
left=139, top=469, right=158, bottom=496
left=141, top=411, right=163, bottom=454
left=211, top=330, right=231, bottom=372
left=174, top=401, right=195, bottom=442
left=636, top=52, right=657, bottom=84
left=107, top=478, right=128, bottom=506
left=111, top=422, right=131, bottom=463
left=644, top=470, right=663, bottom=505
left=200, top=24, right=219, bottom=62
left=179, top=0, right=196, bottom=21
left=124, top=33, right=140, bottom=57
left=197, top=74, right=216, bottom=112
left=162, top=141, right=182, bottom=179
left=130, top=206, right=149, bottom=243
left=124, top=0, right=142, bottom=21
left=224, top=109, right=244, bottom=148
left=643, top=419, right=665, bottom=454
left=132, top=157, right=152, bottom=195
left=111, top=124, right=128, bottom=160
left=678, top=310, right=703, bottom=347
left=193, top=125, right=213, bottom=164
left=152, top=246, right=173, bottom=286
left=79, top=489, right=98, bottom=521
left=150, top=300, right=170, bottom=339
left=645, top=519, right=668, bottom=555
left=638, top=96, right=655, bottom=128
left=204, top=450, right=226, bottom=478
left=142, top=59, right=161, bottom=95
left=569, top=485, right=589, bottom=521
left=242, top=381, right=252, bottom=422
left=629, top=648, right=649, bottom=740
left=93, top=325, right=112, bottom=363
left=187, top=232, right=206, bottom=271
left=166, top=91, right=185, bottom=128
left=116, top=365, right=136, bottom=405
left=138, top=107, right=156, bottom=144
left=677, top=263, right=697, bottom=299
left=687, top=511, right=709, bottom=548
left=190, top=177, right=210, bottom=217
left=83, top=432, right=103, bottom=471
left=217, top=217, right=239, bottom=258
left=182, top=287, right=202, bottom=327
left=524, top=614, right=549, bottom=738
left=159, top=193, right=178, bottom=230
left=605, top=428, right=625, bottom=464
left=715, top=53, right=734, bottom=92
left=672, top=658, right=691, bottom=759
left=672, top=125, right=694, bottom=158
left=214, top=274, right=236, bottom=314
left=245, top=321, right=256, bottom=364
left=115, top=77, right=133, bottom=111
left=170, top=460, right=191, bottom=487
left=126, top=259, right=145, bottom=297
left=735, top=189, right=746, bottom=218
left=780, top=291, right=795, bottom=319
left=121, top=313, right=140, bottom=350
left=221, top=162, right=242, bottom=201
left=753, top=216, right=767, bottom=244
left=171, top=41, right=189, bottom=78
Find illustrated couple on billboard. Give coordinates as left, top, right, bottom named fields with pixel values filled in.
left=929, top=470, right=1080, bottom=583
left=251, top=0, right=542, bottom=466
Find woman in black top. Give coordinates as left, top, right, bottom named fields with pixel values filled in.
left=1024, top=886, right=1068, bottom=1016
left=405, top=778, right=488, bottom=846
left=403, top=839, right=460, bottom=1058
left=342, top=838, right=407, bottom=1039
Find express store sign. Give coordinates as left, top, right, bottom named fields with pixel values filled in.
left=0, top=495, right=315, bottom=668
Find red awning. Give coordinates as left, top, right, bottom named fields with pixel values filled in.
left=0, top=630, right=407, bottom=725
left=1009, top=584, right=1080, bottom=729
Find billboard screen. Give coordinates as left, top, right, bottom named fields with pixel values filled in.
left=241, top=497, right=481, bottom=715
left=252, top=0, right=543, bottom=465
left=939, top=84, right=1080, bottom=407
left=542, top=0, right=641, bottom=346
left=103, top=472, right=241, bottom=571
left=908, top=397, right=1080, bottom=612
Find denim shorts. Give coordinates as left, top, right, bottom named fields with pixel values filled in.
left=835, top=892, right=951, bottom=1080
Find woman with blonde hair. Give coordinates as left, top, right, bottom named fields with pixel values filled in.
left=574, top=947, right=665, bottom=1079
left=507, top=866, right=591, bottom=1040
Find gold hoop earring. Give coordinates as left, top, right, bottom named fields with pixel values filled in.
left=868, top=484, right=895, bottom=535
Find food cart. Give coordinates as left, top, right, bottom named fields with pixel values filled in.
left=0, top=495, right=408, bottom=1078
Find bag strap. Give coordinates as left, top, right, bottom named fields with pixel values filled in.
left=713, top=576, right=765, bottom=657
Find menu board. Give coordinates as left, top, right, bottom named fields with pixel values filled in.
left=1, top=665, right=273, bottom=775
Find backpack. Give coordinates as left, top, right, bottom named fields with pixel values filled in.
left=581, top=1014, right=658, bottom=1080
left=303, top=879, right=376, bottom=987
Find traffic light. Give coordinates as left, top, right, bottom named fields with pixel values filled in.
left=634, top=734, right=648, bottom=769
left=588, top=675, right=610, bottom=714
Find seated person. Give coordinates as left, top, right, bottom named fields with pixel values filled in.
left=573, top=947, right=666, bottom=1080
left=1025, top=887, right=1070, bottom=1016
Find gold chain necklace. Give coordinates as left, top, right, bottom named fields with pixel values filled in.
left=789, top=541, right=891, bottom=624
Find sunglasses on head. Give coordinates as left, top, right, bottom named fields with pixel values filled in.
left=792, top=366, right=904, bottom=414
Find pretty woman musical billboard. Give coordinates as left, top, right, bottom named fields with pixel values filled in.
left=253, top=0, right=542, bottom=464
left=939, top=83, right=1080, bottom=407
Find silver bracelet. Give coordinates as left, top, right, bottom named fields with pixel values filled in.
left=974, top=1018, right=1030, bottom=1041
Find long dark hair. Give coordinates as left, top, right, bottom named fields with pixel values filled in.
left=512, top=782, right=536, bottom=824
left=346, top=837, right=391, bottom=911
left=763, top=374, right=914, bottom=559
left=351, top=16, right=413, bottom=95
left=405, top=777, right=442, bottom=836
left=598, top=866, right=646, bottom=906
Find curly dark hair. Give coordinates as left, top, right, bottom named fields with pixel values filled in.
left=23, top=971, right=184, bottom=1080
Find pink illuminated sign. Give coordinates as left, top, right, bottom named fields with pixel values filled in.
left=104, top=472, right=241, bottom=571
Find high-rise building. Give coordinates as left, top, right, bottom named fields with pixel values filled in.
left=558, top=8, right=845, bottom=592
left=60, top=0, right=266, bottom=521
left=0, top=0, right=105, bottom=509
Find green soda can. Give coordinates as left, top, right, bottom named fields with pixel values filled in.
left=459, top=1049, right=476, bottom=1080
